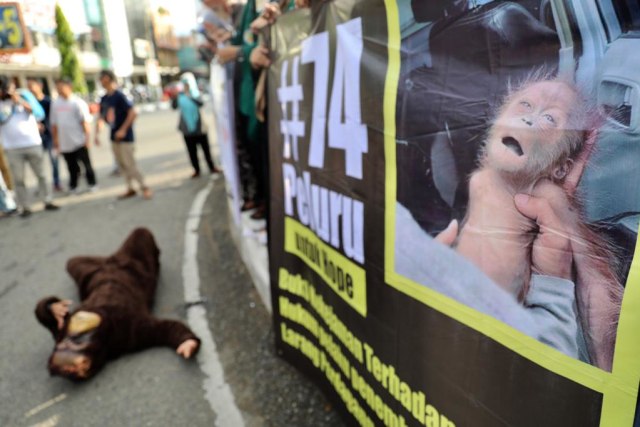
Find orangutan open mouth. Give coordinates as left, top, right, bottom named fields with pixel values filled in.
left=502, top=136, right=524, bottom=156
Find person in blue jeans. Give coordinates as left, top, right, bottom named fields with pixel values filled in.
left=0, top=76, right=59, bottom=217
left=27, top=78, right=61, bottom=192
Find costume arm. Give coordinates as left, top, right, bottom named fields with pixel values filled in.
left=524, top=274, right=580, bottom=359
left=135, top=317, right=201, bottom=353
left=34, top=296, right=63, bottom=338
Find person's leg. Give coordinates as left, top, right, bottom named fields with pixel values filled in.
left=25, top=145, right=54, bottom=205
left=0, top=145, right=14, bottom=191
left=4, top=148, right=27, bottom=210
left=247, top=132, right=265, bottom=206
left=112, top=143, right=134, bottom=192
left=120, top=143, right=151, bottom=198
left=49, top=147, right=61, bottom=189
left=184, top=135, right=200, bottom=175
left=77, top=146, right=97, bottom=187
left=62, top=150, right=80, bottom=191
left=197, top=133, right=219, bottom=173
left=236, top=112, right=256, bottom=208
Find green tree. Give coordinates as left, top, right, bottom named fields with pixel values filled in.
left=54, top=4, right=87, bottom=94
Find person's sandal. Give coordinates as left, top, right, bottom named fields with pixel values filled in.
left=117, top=189, right=137, bottom=200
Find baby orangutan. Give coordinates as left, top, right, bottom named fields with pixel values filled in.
left=35, top=228, right=200, bottom=381
left=449, top=79, right=623, bottom=371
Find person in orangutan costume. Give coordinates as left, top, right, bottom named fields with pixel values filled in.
left=35, top=227, right=200, bottom=381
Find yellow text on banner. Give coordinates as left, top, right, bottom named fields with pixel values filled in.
left=284, top=217, right=367, bottom=317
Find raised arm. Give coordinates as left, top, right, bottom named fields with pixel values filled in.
left=35, top=297, right=72, bottom=339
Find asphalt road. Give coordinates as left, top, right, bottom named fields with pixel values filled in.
left=0, top=107, right=344, bottom=427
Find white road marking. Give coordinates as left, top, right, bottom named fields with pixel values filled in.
left=28, top=414, right=60, bottom=427
left=23, top=394, right=67, bottom=419
left=183, top=181, right=245, bottom=427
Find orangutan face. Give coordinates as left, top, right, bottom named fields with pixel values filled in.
left=485, top=81, right=582, bottom=181
left=48, top=311, right=103, bottom=381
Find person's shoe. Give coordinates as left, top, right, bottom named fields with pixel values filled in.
left=88, top=185, right=99, bottom=193
left=53, top=184, right=63, bottom=192
left=117, top=189, right=137, bottom=200
left=250, top=205, right=266, bottom=220
left=142, top=187, right=153, bottom=200
left=191, top=171, right=201, bottom=179
left=241, top=200, right=256, bottom=212
left=20, top=208, right=32, bottom=218
left=68, top=187, right=78, bottom=196
left=2, top=208, right=18, bottom=218
left=44, top=202, right=60, bottom=211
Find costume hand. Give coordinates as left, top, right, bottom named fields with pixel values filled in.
left=94, top=136, right=101, bottom=147
left=50, top=300, right=73, bottom=330
left=177, top=339, right=199, bottom=359
left=434, top=219, right=458, bottom=247
left=250, top=46, right=271, bottom=69
left=514, top=194, right=573, bottom=280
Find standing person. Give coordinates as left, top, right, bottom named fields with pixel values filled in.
left=0, top=76, right=59, bottom=217
left=0, top=142, right=13, bottom=192
left=172, top=74, right=221, bottom=178
left=95, top=70, right=152, bottom=200
left=50, top=78, right=98, bottom=194
left=0, top=167, right=16, bottom=215
left=27, top=78, right=62, bottom=192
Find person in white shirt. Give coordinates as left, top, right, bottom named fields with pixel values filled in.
left=0, top=76, right=59, bottom=217
left=51, top=78, right=97, bottom=193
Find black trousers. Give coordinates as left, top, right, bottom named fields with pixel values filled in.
left=62, top=146, right=96, bottom=189
left=184, top=134, right=217, bottom=174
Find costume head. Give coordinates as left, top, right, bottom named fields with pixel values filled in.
left=48, top=311, right=107, bottom=381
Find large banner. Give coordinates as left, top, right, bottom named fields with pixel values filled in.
left=268, top=1, right=640, bottom=425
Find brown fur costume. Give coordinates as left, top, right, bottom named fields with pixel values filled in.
left=35, top=227, right=200, bottom=380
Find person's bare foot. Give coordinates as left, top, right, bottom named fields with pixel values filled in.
left=142, top=187, right=153, bottom=200
left=117, top=189, right=137, bottom=200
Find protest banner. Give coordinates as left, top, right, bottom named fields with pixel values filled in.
left=268, top=1, right=640, bottom=425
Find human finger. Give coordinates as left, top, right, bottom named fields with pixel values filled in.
left=434, top=219, right=458, bottom=247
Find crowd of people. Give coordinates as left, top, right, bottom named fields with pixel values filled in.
left=0, top=70, right=155, bottom=218
left=0, top=0, right=308, bottom=222
left=198, top=0, right=308, bottom=225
